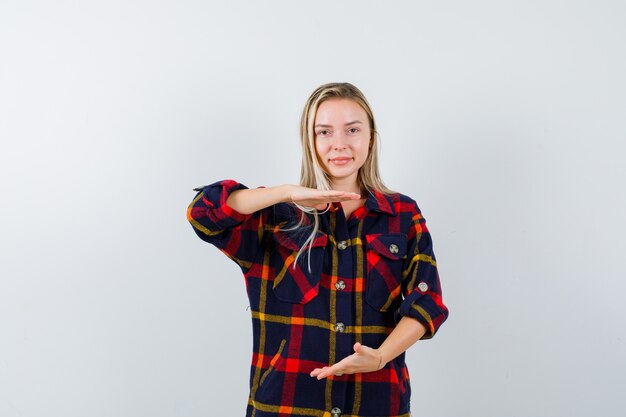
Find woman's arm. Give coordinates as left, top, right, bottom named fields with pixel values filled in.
left=227, top=185, right=362, bottom=214
left=188, top=181, right=362, bottom=268
left=310, top=199, right=448, bottom=379
left=378, top=315, right=427, bottom=366
left=309, top=316, right=426, bottom=379
left=187, top=180, right=276, bottom=271
left=226, top=185, right=291, bottom=215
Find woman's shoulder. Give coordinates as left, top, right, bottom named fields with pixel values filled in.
left=378, top=191, right=433, bottom=244
left=374, top=188, right=423, bottom=216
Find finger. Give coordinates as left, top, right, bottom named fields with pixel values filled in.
left=309, top=367, right=328, bottom=377
left=316, top=362, right=346, bottom=380
left=315, top=365, right=336, bottom=380
left=316, top=367, right=337, bottom=380
left=319, top=356, right=356, bottom=379
left=319, top=190, right=361, bottom=200
left=303, top=191, right=360, bottom=204
left=328, top=190, right=359, bottom=197
left=354, top=342, right=374, bottom=356
left=332, top=193, right=361, bottom=201
left=320, top=190, right=348, bottom=199
left=354, top=343, right=376, bottom=361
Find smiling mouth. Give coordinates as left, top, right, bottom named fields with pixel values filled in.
left=329, top=157, right=353, bottom=165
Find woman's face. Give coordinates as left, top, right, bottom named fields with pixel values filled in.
left=314, top=98, right=371, bottom=188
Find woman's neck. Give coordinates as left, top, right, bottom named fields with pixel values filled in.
left=330, top=180, right=362, bottom=195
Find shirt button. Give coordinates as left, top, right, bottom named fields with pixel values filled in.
left=335, top=280, right=346, bottom=291
left=335, top=323, right=345, bottom=333
left=331, top=407, right=342, bottom=417
left=389, top=243, right=399, bottom=254
left=337, top=240, right=348, bottom=250
left=418, top=281, right=429, bottom=292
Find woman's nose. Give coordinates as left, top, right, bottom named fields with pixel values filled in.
left=332, top=132, right=347, bottom=149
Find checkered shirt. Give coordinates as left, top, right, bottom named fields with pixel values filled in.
left=187, top=179, right=449, bottom=417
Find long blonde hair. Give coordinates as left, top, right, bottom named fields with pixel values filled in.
left=284, top=82, right=394, bottom=271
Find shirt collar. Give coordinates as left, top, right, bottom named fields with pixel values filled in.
left=365, top=189, right=396, bottom=216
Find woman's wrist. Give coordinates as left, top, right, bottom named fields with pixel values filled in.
left=375, top=348, right=387, bottom=370
left=279, top=184, right=294, bottom=203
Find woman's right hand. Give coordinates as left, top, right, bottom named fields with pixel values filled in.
left=286, top=185, right=362, bottom=210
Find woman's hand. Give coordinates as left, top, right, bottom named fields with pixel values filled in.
left=286, top=185, right=361, bottom=210
left=309, top=342, right=384, bottom=380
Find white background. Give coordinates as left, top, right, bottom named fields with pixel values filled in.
left=1, top=1, right=625, bottom=416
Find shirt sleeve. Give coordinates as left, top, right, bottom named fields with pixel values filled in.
left=394, top=201, right=449, bottom=339
left=186, top=179, right=267, bottom=273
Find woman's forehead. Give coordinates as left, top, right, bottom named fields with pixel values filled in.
left=315, top=98, right=368, bottom=125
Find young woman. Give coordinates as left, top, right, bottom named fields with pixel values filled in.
left=187, top=82, right=449, bottom=417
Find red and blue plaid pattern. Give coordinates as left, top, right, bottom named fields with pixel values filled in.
left=187, top=179, right=449, bottom=417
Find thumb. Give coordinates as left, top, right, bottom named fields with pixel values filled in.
left=353, top=342, right=362, bottom=354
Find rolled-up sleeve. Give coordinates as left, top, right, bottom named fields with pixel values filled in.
left=186, top=179, right=267, bottom=272
left=394, top=202, right=449, bottom=339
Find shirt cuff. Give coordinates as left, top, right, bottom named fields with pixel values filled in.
left=192, top=179, right=251, bottom=228
left=394, top=289, right=449, bottom=340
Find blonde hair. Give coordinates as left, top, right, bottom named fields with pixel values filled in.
left=284, top=82, right=394, bottom=272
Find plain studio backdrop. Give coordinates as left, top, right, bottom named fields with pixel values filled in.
left=1, top=1, right=625, bottom=416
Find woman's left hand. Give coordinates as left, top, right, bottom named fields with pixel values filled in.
left=310, top=342, right=384, bottom=380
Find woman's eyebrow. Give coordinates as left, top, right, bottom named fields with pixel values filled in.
left=314, top=120, right=363, bottom=128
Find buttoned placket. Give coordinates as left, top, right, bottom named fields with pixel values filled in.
left=326, top=205, right=365, bottom=415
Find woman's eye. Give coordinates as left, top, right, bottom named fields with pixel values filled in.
left=348, top=128, right=359, bottom=134
left=317, top=130, right=330, bottom=136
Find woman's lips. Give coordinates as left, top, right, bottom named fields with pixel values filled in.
left=329, top=157, right=353, bottom=165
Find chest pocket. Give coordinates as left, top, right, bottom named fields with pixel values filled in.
left=271, top=230, right=328, bottom=304
left=365, top=233, right=407, bottom=312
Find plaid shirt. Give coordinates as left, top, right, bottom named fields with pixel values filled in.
left=187, top=179, right=449, bottom=417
